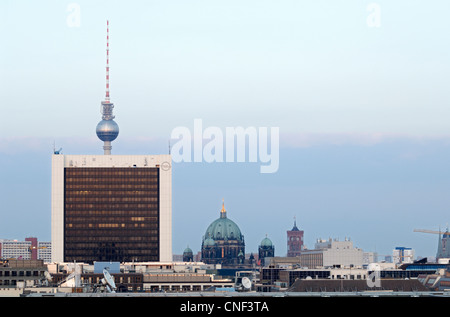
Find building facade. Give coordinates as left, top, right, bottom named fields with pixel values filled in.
left=0, top=259, right=48, bottom=288
left=0, top=239, right=51, bottom=262
left=0, top=240, right=33, bottom=261
left=299, top=238, right=363, bottom=269
left=51, top=154, right=172, bottom=263
left=268, top=238, right=364, bottom=269
left=393, top=247, right=415, bottom=264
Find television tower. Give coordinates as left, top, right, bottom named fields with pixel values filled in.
left=96, top=20, right=119, bottom=155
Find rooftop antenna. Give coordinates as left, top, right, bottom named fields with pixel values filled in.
left=96, top=20, right=119, bottom=155
left=53, top=141, right=62, bottom=155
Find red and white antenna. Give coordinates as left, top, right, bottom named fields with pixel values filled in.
left=105, top=19, right=110, bottom=102
left=100, top=20, right=114, bottom=120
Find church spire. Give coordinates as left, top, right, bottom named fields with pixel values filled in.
left=292, top=216, right=299, bottom=231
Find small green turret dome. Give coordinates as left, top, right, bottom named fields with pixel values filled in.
left=260, top=236, right=273, bottom=247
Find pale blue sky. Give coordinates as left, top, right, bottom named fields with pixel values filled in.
left=2, top=0, right=450, bottom=138
left=1, top=1, right=450, bottom=258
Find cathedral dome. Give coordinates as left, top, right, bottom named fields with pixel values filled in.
left=201, top=200, right=246, bottom=266
left=204, top=202, right=243, bottom=242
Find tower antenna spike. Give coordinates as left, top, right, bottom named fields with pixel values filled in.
left=100, top=19, right=114, bottom=121
left=105, top=19, right=110, bottom=102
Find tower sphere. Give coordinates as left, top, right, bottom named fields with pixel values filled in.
left=96, top=119, right=119, bottom=142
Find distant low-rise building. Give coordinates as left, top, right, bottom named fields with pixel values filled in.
left=0, top=238, right=51, bottom=263
left=299, top=237, right=363, bottom=269
left=393, top=247, right=414, bottom=264
left=0, top=259, right=49, bottom=288
left=418, top=267, right=450, bottom=291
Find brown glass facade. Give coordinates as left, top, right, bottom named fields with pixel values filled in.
left=63, top=167, right=160, bottom=263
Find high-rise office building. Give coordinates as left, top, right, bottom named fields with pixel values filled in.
left=51, top=21, right=172, bottom=263
left=51, top=154, right=172, bottom=263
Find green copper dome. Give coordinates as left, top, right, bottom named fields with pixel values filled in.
left=260, top=236, right=273, bottom=247
left=204, top=201, right=243, bottom=242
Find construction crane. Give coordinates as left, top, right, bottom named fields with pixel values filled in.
left=13, top=246, right=48, bottom=260
left=414, top=228, right=449, bottom=235
left=28, top=246, right=47, bottom=252
left=414, top=227, right=450, bottom=259
left=373, top=253, right=412, bottom=264
left=15, top=246, right=48, bottom=253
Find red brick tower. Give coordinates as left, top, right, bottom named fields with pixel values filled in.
left=287, top=218, right=304, bottom=257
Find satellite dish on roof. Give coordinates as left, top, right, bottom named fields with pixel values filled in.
left=102, top=268, right=116, bottom=293
left=242, top=277, right=252, bottom=290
